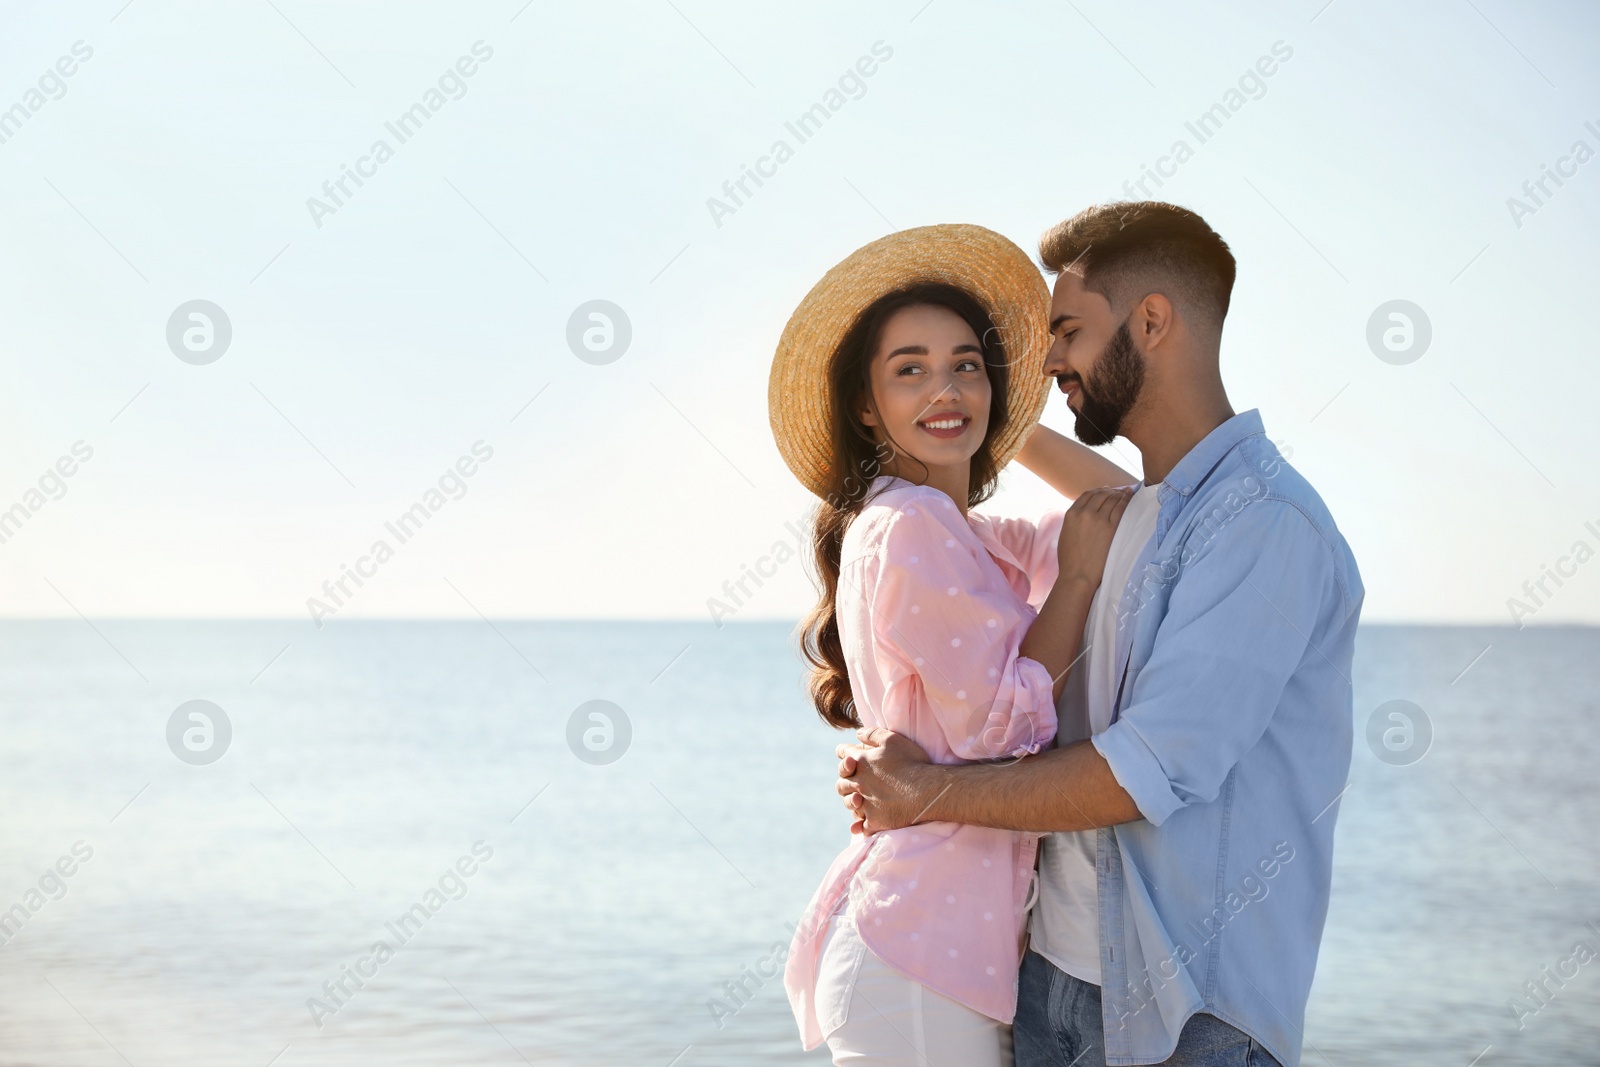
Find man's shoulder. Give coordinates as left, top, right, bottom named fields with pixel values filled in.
left=1188, top=435, right=1364, bottom=609
left=1197, top=435, right=1328, bottom=532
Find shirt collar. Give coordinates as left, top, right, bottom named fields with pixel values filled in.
left=1159, top=408, right=1265, bottom=499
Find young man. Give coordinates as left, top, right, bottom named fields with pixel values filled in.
left=834, top=202, right=1364, bottom=1067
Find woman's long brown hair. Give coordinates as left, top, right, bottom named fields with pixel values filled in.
left=798, top=282, right=1013, bottom=730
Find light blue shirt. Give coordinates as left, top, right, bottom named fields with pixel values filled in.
left=1087, top=409, right=1363, bottom=1066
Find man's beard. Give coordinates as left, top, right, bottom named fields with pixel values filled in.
left=1069, top=319, right=1145, bottom=447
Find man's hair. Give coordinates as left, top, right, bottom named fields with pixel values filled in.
left=1039, top=202, right=1236, bottom=337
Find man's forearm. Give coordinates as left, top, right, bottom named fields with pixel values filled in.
left=918, top=739, right=1144, bottom=833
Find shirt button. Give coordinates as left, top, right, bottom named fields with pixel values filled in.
left=986, top=966, right=996, bottom=975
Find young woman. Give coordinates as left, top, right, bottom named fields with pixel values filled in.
left=768, top=225, right=1135, bottom=1065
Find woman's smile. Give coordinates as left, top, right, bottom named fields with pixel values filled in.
left=917, top=413, right=971, bottom=439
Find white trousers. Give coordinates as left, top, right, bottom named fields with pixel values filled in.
left=815, top=902, right=1014, bottom=1067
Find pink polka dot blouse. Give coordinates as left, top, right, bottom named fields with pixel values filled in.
left=785, top=475, right=1065, bottom=1049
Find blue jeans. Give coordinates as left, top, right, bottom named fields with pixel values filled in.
left=1013, top=949, right=1284, bottom=1067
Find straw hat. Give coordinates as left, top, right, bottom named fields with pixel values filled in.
left=768, top=223, right=1052, bottom=500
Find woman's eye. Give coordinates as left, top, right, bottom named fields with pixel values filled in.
left=958, top=359, right=981, bottom=372
left=896, top=364, right=923, bottom=376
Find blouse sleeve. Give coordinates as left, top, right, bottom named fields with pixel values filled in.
left=864, top=498, right=1059, bottom=762
left=978, top=510, right=1066, bottom=610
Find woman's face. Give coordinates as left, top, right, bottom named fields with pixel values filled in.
left=860, top=303, right=992, bottom=478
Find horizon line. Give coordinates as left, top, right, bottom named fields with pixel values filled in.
left=0, top=616, right=1590, bottom=629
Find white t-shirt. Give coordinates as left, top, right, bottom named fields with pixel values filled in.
left=1026, top=483, right=1161, bottom=985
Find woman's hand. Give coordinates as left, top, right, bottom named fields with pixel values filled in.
left=1057, top=486, right=1134, bottom=587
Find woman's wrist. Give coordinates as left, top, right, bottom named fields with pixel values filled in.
left=1053, top=570, right=1103, bottom=593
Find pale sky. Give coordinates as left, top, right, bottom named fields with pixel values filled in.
left=1, top=0, right=1597, bottom=625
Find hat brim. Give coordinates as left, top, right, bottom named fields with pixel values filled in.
left=769, top=223, right=1052, bottom=500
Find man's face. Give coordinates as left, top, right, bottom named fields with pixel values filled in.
left=1041, top=270, right=1146, bottom=446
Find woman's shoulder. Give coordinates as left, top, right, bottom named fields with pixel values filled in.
left=964, top=507, right=1051, bottom=541
left=845, top=479, right=969, bottom=557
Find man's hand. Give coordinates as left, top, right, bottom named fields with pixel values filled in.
left=835, top=726, right=939, bottom=835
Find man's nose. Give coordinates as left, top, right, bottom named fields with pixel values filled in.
left=1042, top=342, right=1066, bottom=376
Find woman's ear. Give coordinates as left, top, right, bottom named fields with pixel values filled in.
left=860, top=403, right=879, bottom=428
